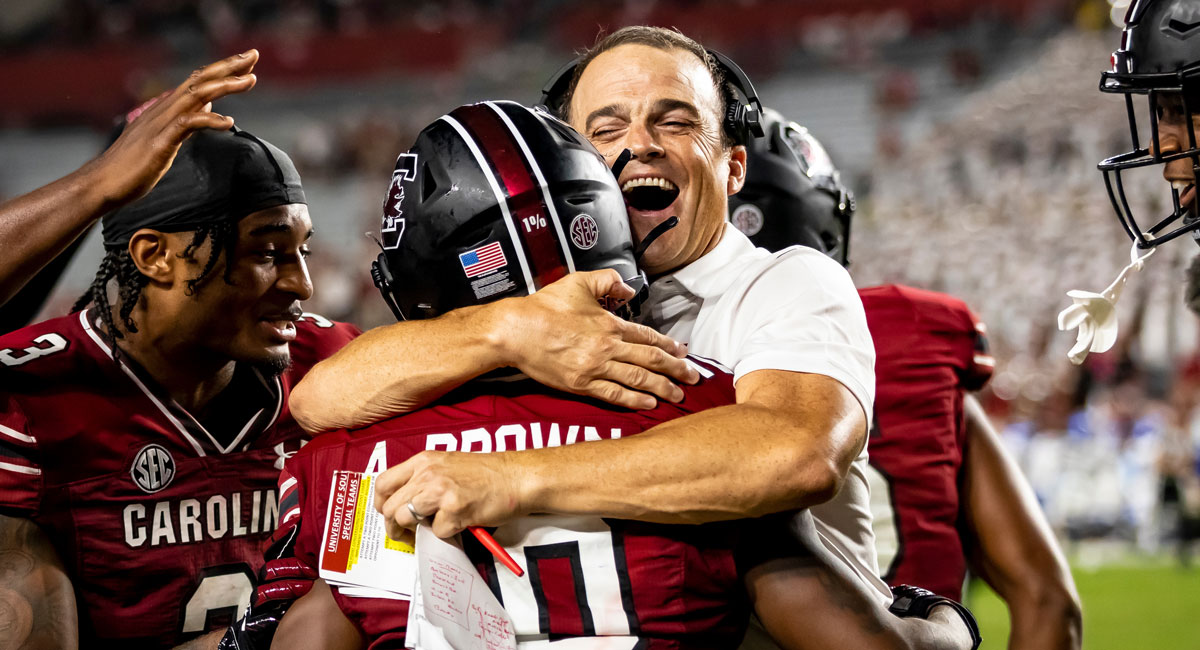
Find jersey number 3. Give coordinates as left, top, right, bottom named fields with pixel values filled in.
left=179, top=565, right=255, bottom=634
left=0, top=333, right=67, bottom=367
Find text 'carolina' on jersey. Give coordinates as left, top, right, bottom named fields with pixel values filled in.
left=0, top=309, right=360, bottom=647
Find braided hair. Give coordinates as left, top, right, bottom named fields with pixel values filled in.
left=73, top=220, right=238, bottom=348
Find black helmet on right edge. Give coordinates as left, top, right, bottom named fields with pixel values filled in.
left=371, top=100, right=640, bottom=321
left=1101, top=0, right=1200, bottom=248
left=726, top=108, right=855, bottom=265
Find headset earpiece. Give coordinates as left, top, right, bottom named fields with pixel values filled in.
left=707, top=49, right=764, bottom=145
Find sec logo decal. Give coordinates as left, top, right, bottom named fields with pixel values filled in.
left=131, top=444, right=176, bottom=494
left=731, top=203, right=765, bottom=237
left=570, top=214, right=599, bottom=250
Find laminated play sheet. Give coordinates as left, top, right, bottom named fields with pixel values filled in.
left=318, top=470, right=416, bottom=598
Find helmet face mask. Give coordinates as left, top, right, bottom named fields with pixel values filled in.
left=371, top=101, right=644, bottom=322
left=1101, top=0, right=1200, bottom=248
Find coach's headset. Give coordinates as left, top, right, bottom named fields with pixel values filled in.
left=538, top=48, right=766, bottom=147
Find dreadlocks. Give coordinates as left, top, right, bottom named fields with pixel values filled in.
left=73, top=220, right=238, bottom=346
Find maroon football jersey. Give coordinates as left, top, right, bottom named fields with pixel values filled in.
left=859, top=284, right=993, bottom=600
left=0, top=309, right=358, bottom=647
left=281, top=357, right=747, bottom=649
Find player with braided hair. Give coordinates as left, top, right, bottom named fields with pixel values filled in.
left=0, top=50, right=261, bottom=331
left=71, top=218, right=236, bottom=355
left=0, top=123, right=358, bottom=649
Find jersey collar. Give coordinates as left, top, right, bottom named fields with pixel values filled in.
left=78, top=309, right=283, bottom=456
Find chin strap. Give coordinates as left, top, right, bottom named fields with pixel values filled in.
left=610, top=148, right=632, bottom=180
left=1057, top=240, right=1156, bottom=364
left=634, top=216, right=679, bottom=261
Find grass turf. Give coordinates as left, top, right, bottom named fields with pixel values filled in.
left=965, top=561, right=1200, bottom=649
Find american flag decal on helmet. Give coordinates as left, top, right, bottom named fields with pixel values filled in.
left=460, top=241, right=508, bottom=278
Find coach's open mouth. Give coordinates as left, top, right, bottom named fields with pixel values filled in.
left=623, top=177, right=680, bottom=213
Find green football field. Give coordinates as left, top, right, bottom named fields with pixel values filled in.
left=965, top=559, right=1200, bottom=649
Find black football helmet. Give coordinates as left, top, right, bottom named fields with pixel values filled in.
left=726, top=108, right=855, bottom=265
left=1101, top=0, right=1200, bottom=248
left=371, top=100, right=641, bottom=321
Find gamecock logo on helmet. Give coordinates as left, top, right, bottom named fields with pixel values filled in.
left=570, top=214, right=599, bottom=250
left=131, top=444, right=176, bottom=494
left=381, top=153, right=418, bottom=250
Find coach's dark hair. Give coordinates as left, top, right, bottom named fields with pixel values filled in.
left=72, top=221, right=237, bottom=345
left=557, top=26, right=735, bottom=147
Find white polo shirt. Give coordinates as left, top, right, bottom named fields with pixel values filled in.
left=639, top=224, right=890, bottom=604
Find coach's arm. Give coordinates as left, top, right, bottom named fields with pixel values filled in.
left=960, top=395, right=1082, bottom=650
left=0, top=50, right=259, bottom=308
left=375, top=368, right=866, bottom=533
left=289, top=269, right=699, bottom=432
left=0, top=514, right=76, bottom=649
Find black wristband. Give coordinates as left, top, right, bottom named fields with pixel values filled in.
left=888, top=584, right=982, bottom=650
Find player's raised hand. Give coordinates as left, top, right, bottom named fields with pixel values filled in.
left=493, top=269, right=699, bottom=410
left=374, top=451, right=525, bottom=540
left=88, top=49, right=260, bottom=208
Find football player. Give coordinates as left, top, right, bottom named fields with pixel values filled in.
left=0, top=50, right=260, bottom=316
left=1095, top=0, right=1200, bottom=578
left=256, top=100, right=979, bottom=650
left=0, top=125, right=358, bottom=648
left=1099, top=0, right=1200, bottom=250
left=727, top=109, right=1081, bottom=650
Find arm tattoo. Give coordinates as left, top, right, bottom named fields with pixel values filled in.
left=0, top=587, right=34, bottom=648
left=0, top=514, right=77, bottom=649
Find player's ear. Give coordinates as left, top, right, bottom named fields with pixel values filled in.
left=126, top=229, right=177, bottom=284
left=726, top=144, right=747, bottom=196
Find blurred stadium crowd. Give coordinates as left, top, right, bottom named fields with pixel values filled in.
left=1, top=0, right=1198, bottom=561
left=856, top=29, right=1200, bottom=559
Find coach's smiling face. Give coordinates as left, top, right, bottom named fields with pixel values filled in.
left=568, top=44, right=747, bottom=276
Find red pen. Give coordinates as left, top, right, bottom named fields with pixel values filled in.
left=468, top=526, right=524, bottom=577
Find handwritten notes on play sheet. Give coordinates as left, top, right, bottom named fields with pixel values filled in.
left=406, top=525, right=516, bottom=650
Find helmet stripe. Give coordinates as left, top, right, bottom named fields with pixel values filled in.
left=452, top=103, right=570, bottom=290
left=483, top=101, right=576, bottom=274
left=438, top=113, right=536, bottom=295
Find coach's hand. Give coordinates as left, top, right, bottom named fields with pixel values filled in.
left=492, top=269, right=698, bottom=410
left=86, top=49, right=260, bottom=209
left=374, top=451, right=524, bottom=540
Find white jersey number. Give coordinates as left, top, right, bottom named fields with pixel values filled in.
left=0, top=333, right=67, bottom=367
left=180, top=566, right=254, bottom=633
left=489, top=516, right=638, bottom=640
